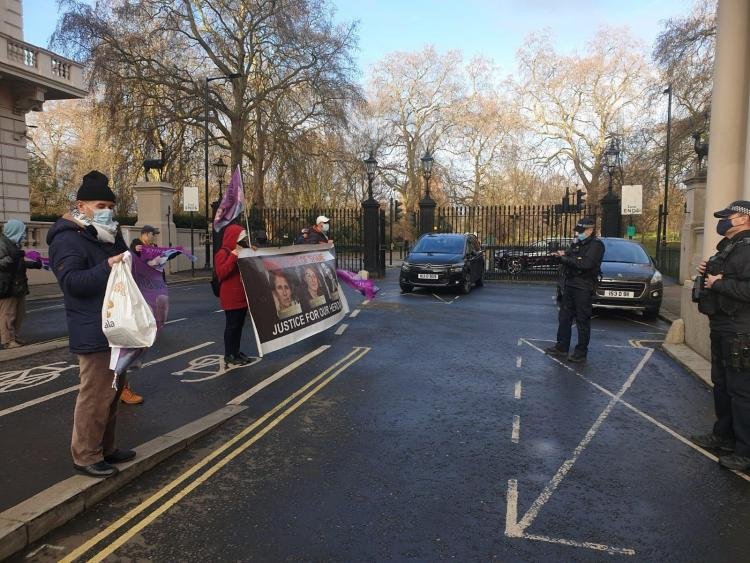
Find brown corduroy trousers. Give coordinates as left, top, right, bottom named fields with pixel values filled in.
left=71, top=350, right=127, bottom=466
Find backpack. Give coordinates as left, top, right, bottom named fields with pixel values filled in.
left=210, top=270, right=221, bottom=297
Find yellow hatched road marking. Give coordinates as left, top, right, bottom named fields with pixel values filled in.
left=60, top=347, right=370, bottom=563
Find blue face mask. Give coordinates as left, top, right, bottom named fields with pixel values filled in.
left=576, top=232, right=588, bottom=242
left=716, top=218, right=734, bottom=236
left=92, top=209, right=114, bottom=226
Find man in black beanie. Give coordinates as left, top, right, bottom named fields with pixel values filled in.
left=47, top=170, right=134, bottom=478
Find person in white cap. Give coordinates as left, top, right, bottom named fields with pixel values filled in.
left=305, top=215, right=333, bottom=244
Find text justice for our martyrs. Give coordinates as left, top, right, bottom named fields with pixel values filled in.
left=270, top=300, right=343, bottom=337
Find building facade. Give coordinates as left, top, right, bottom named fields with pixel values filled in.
left=0, top=0, right=86, bottom=222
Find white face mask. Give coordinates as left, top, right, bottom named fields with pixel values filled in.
left=321, top=223, right=330, bottom=233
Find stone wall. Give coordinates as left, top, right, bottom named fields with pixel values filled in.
left=0, top=85, right=29, bottom=222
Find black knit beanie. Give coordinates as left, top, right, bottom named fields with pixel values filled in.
left=77, top=170, right=116, bottom=202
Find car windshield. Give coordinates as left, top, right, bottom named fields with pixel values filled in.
left=603, top=240, right=650, bottom=264
left=412, top=236, right=465, bottom=254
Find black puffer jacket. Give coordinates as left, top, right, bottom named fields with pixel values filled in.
left=706, top=230, right=750, bottom=333
left=559, top=235, right=605, bottom=290
left=47, top=215, right=127, bottom=354
left=0, top=234, right=27, bottom=298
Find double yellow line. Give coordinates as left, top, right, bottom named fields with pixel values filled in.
left=62, top=346, right=370, bottom=562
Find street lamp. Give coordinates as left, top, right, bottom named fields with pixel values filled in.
left=213, top=156, right=228, bottom=201
left=661, top=84, right=673, bottom=251
left=364, top=150, right=378, bottom=201
left=420, top=149, right=434, bottom=198
left=204, top=72, right=242, bottom=270
left=603, top=136, right=620, bottom=194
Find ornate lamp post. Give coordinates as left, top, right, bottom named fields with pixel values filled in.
left=364, top=150, right=378, bottom=201
left=603, top=136, right=621, bottom=194
left=420, top=149, right=434, bottom=198
left=213, top=156, right=228, bottom=201
left=203, top=72, right=242, bottom=270
left=362, top=150, right=380, bottom=275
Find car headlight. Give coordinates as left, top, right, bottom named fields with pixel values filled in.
left=650, top=270, right=662, bottom=284
left=449, top=262, right=465, bottom=272
left=401, top=262, right=410, bottom=270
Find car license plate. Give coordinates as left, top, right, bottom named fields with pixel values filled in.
left=603, top=290, right=634, bottom=298
left=418, top=273, right=439, bottom=280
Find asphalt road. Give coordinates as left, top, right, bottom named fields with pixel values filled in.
left=7, top=276, right=750, bottom=562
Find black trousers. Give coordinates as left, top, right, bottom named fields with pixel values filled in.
left=556, top=285, right=593, bottom=355
left=710, top=331, right=750, bottom=457
left=224, top=308, right=248, bottom=357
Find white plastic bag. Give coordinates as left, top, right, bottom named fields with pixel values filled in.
left=102, top=252, right=157, bottom=348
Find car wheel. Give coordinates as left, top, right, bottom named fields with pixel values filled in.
left=507, top=257, right=525, bottom=275
left=460, top=272, right=472, bottom=294
left=400, top=283, right=413, bottom=294
left=643, top=307, right=659, bottom=320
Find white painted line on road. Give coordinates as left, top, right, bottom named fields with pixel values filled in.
left=349, top=309, right=360, bottom=318
left=514, top=381, right=522, bottom=400
left=362, top=299, right=370, bottom=306
left=0, top=385, right=79, bottom=418
left=618, top=316, right=666, bottom=331
left=515, top=348, right=654, bottom=534
left=432, top=293, right=448, bottom=303
left=26, top=304, right=64, bottom=313
left=227, top=345, right=331, bottom=405
left=511, top=415, right=520, bottom=443
left=165, top=318, right=187, bottom=325
left=516, top=356, right=522, bottom=368
left=522, top=532, right=635, bottom=556
left=214, top=309, right=223, bottom=313
left=142, top=342, right=214, bottom=367
left=335, top=324, right=348, bottom=335
left=0, top=342, right=217, bottom=418
left=517, top=338, right=522, bottom=346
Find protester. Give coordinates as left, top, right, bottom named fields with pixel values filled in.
left=270, top=270, right=302, bottom=319
left=0, top=220, right=40, bottom=348
left=119, top=224, right=161, bottom=405
left=294, top=228, right=310, bottom=244
left=691, top=200, right=750, bottom=472
left=545, top=217, right=604, bottom=362
left=47, top=170, right=133, bottom=478
left=300, top=265, right=327, bottom=311
left=305, top=216, right=333, bottom=244
left=215, top=223, right=253, bottom=366
left=130, top=224, right=160, bottom=255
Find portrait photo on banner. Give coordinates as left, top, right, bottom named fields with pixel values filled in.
left=236, top=243, right=349, bottom=356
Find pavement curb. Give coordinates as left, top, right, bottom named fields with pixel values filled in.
left=0, top=404, right=247, bottom=560
left=662, top=342, right=712, bottom=388
left=0, top=338, right=69, bottom=362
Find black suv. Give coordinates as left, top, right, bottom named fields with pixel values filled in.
left=400, top=233, right=485, bottom=294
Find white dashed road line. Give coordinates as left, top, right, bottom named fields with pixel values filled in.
left=335, top=324, right=349, bottom=335
left=349, top=309, right=360, bottom=318
left=165, top=318, right=188, bottom=325
left=514, top=381, right=522, bottom=400
left=511, top=415, right=520, bottom=443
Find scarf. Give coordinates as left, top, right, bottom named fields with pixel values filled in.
left=71, top=208, right=118, bottom=244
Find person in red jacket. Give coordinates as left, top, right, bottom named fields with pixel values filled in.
left=214, top=223, right=252, bottom=365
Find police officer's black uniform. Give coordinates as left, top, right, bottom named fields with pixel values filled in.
left=692, top=201, right=750, bottom=471
left=547, top=218, right=604, bottom=362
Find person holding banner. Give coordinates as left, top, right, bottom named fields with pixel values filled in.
left=215, top=223, right=253, bottom=365
left=47, top=170, right=133, bottom=478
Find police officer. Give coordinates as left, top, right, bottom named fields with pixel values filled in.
left=545, top=217, right=604, bottom=362
left=691, top=200, right=750, bottom=472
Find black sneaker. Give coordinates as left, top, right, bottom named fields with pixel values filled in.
left=691, top=433, right=735, bottom=452
left=568, top=353, right=587, bottom=363
left=224, top=355, right=242, bottom=366
left=718, top=454, right=750, bottom=471
left=545, top=346, right=567, bottom=357
left=236, top=352, right=253, bottom=364
left=104, top=449, right=136, bottom=464
left=73, top=460, right=119, bottom=478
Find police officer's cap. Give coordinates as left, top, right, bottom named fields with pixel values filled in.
left=574, top=216, right=595, bottom=232
left=713, top=200, right=750, bottom=218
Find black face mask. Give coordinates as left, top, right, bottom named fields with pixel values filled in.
left=237, top=239, right=250, bottom=248
left=717, top=218, right=734, bottom=236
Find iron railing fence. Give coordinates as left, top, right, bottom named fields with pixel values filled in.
left=425, top=205, right=599, bottom=281
left=654, top=244, right=681, bottom=280
left=249, top=207, right=363, bottom=272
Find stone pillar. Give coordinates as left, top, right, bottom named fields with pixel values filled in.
left=419, top=195, right=436, bottom=236
left=0, top=86, right=30, bottom=222
left=133, top=181, right=178, bottom=271
left=703, top=0, right=750, bottom=258
left=599, top=191, right=621, bottom=237
left=679, top=171, right=706, bottom=283
left=362, top=197, right=380, bottom=276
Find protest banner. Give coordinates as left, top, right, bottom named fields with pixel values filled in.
left=237, top=242, right=349, bottom=356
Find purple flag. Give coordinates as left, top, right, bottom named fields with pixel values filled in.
left=213, top=165, right=245, bottom=232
